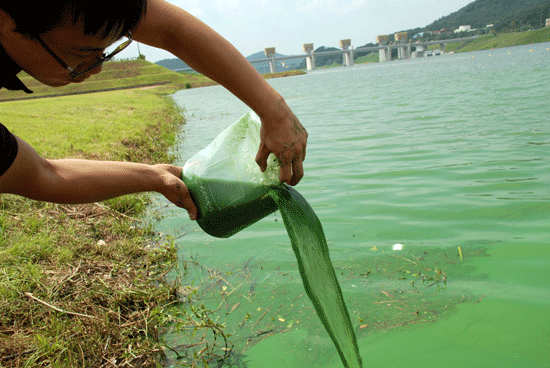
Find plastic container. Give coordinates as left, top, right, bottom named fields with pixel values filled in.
left=181, top=112, right=281, bottom=238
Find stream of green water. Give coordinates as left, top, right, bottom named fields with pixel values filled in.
left=269, top=185, right=362, bottom=368
left=179, top=171, right=362, bottom=367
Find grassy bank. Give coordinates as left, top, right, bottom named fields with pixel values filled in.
left=0, top=59, right=306, bottom=103
left=0, top=85, right=233, bottom=367
left=0, top=57, right=308, bottom=367
left=0, top=60, right=191, bottom=102
left=445, top=27, right=550, bottom=53
left=0, top=87, right=180, bottom=367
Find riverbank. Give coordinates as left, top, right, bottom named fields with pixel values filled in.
left=0, top=58, right=307, bottom=366
left=352, top=27, right=550, bottom=64
left=0, top=85, right=229, bottom=367
left=445, top=27, right=550, bottom=53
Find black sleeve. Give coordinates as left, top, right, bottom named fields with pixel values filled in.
left=0, top=123, right=18, bottom=177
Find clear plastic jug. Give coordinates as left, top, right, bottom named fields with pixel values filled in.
left=181, top=112, right=281, bottom=238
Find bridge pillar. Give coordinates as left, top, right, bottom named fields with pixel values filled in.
left=340, top=39, right=351, bottom=66
left=264, top=47, right=276, bottom=73
left=303, top=43, right=316, bottom=71
left=397, top=43, right=410, bottom=60
left=379, top=45, right=391, bottom=62
left=343, top=51, right=351, bottom=66
left=440, top=43, right=445, bottom=53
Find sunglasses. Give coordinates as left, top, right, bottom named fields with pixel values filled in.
left=37, top=32, right=133, bottom=79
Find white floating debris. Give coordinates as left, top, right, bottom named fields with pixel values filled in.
left=392, top=243, right=403, bottom=251
left=97, top=240, right=106, bottom=246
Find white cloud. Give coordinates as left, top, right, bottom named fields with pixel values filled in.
left=170, top=0, right=204, bottom=17
left=212, top=0, right=247, bottom=18
left=298, top=0, right=367, bottom=15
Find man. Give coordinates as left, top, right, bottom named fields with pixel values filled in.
left=0, top=0, right=308, bottom=220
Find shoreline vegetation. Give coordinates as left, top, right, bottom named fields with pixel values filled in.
left=0, top=28, right=548, bottom=366
left=0, top=82, right=238, bottom=365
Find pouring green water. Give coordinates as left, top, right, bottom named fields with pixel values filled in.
left=181, top=112, right=362, bottom=368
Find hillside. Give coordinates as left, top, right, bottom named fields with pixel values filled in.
left=401, top=0, right=550, bottom=39
left=426, top=0, right=550, bottom=31
left=155, top=57, right=190, bottom=71
left=156, top=51, right=306, bottom=75
left=0, top=60, right=214, bottom=102
left=493, top=1, right=550, bottom=31
left=246, top=51, right=305, bottom=73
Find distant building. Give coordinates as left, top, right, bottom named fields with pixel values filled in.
left=455, top=25, right=472, bottom=33
left=546, top=18, right=550, bottom=27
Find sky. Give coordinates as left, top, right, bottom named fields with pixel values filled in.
left=112, top=0, right=475, bottom=63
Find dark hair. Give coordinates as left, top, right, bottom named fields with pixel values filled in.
left=1, top=0, right=147, bottom=40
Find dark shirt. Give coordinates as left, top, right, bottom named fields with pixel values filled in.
left=0, top=123, right=18, bottom=177
left=0, top=42, right=32, bottom=177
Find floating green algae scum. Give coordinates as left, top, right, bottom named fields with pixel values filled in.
left=163, top=183, right=489, bottom=367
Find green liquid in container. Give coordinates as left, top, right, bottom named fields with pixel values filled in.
left=182, top=174, right=362, bottom=368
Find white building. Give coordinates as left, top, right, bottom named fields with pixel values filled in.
left=546, top=18, right=550, bottom=27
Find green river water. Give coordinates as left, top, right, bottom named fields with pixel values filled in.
left=155, top=43, right=550, bottom=367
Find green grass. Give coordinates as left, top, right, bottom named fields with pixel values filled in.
left=0, top=81, right=231, bottom=367
left=355, top=53, right=380, bottom=63
left=0, top=60, right=211, bottom=102
left=3, top=89, right=180, bottom=160
left=445, top=27, right=550, bottom=53
left=261, top=70, right=307, bottom=78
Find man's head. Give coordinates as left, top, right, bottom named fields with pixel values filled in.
left=1, top=0, right=147, bottom=40
left=0, top=0, right=147, bottom=86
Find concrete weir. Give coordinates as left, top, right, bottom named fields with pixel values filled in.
left=241, top=36, right=479, bottom=73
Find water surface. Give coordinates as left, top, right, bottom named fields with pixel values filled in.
left=156, top=43, right=550, bottom=367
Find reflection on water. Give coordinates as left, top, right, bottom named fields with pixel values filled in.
left=156, top=42, right=550, bottom=367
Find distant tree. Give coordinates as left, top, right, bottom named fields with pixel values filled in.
left=397, top=0, right=550, bottom=42
left=493, top=2, right=550, bottom=32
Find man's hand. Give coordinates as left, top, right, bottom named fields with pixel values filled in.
left=255, top=108, right=308, bottom=186
left=153, top=164, right=198, bottom=220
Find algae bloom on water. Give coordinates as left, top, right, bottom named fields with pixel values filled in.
left=181, top=112, right=362, bottom=367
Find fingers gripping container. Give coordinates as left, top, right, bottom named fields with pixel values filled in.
left=181, top=112, right=281, bottom=238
